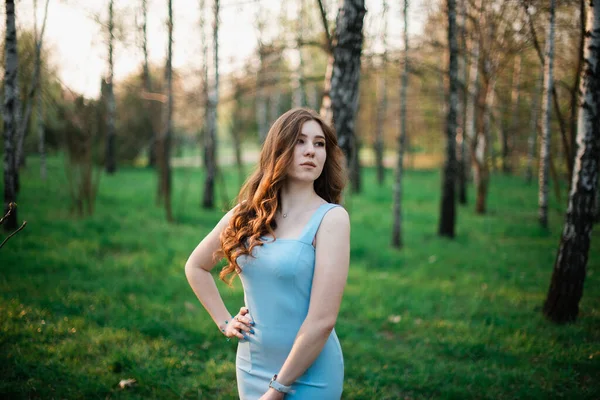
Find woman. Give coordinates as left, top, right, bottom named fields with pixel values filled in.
left=185, top=108, right=350, bottom=399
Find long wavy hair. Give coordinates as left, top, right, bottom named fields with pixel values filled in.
left=219, top=108, right=346, bottom=284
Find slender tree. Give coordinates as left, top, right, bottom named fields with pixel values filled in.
left=392, top=0, right=409, bottom=248
left=465, top=0, right=482, bottom=192
left=14, top=0, right=49, bottom=178
left=292, top=0, right=307, bottom=108
left=539, top=0, right=556, bottom=229
left=329, top=0, right=366, bottom=193
left=203, top=0, right=219, bottom=209
left=503, top=54, right=521, bottom=174
left=374, top=0, right=388, bottom=186
left=3, top=0, right=20, bottom=232
left=457, top=0, right=469, bottom=204
left=105, top=0, right=117, bottom=174
left=318, top=0, right=334, bottom=123
left=141, top=0, right=157, bottom=168
left=543, top=0, right=600, bottom=323
left=439, top=0, right=459, bottom=237
left=159, top=0, right=174, bottom=221
left=526, top=73, right=543, bottom=184
left=255, top=6, right=268, bottom=143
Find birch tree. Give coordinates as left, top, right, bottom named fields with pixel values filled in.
left=439, top=0, right=458, bottom=237
left=292, top=0, right=307, bottom=108
left=543, top=1, right=600, bottom=323
left=14, top=0, right=49, bottom=178
left=329, top=0, right=366, bottom=193
left=202, top=0, right=219, bottom=209
left=141, top=0, right=157, bottom=168
left=539, top=0, right=556, bottom=229
left=318, top=0, right=334, bottom=122
left=503, top=54, right=521, bottom=174
left=3, top=0, right=20, bottom=232
left=391, top=0, right=408, bottom=248
left=465, top=0, right=482, bottom=194
left=374, top=0, right=388, bottom=186
left=457, top=0, right=468, bottom=204
left=105, top=0, right=117, bottom=174
left=159, top=0, right=174, bottom=221
left=526, top=73, right=543, bottom=184
left=255, top=6, right=268, bottom=143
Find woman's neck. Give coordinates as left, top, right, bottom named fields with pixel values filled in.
left=279, top=180, right=321, bottom=214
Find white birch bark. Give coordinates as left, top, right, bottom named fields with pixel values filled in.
left=330, top=0, right=366, bottom=193
left=544, top=1, right=600, bottom=322
left=539, top=0, right=557, bottom=229
left=392, top=0, right=408, bottom=247
left=465, top=0, right=482, bottom=184
left=3, top=0, right=21, bottom=231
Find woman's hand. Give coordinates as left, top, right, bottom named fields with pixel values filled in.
left=223, top=306, right=254, bottom=340
left=258, top=388, right=285, bottom=400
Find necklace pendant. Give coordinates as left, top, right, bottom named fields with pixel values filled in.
left=282, top=213, right=288, bottom=218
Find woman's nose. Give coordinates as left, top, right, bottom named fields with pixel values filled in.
left=304, top=143, right=315, bottom=155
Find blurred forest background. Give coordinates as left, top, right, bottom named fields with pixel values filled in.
left=1, top=0, right=600, bottom=398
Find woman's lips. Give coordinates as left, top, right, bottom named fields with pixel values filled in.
left=301, top=162, right=316, bottom=167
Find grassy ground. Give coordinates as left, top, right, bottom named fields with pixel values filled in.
left=1, top=156, right=599, bottom=399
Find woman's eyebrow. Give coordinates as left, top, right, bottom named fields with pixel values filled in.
left=299, top=133, right=326, bottom=140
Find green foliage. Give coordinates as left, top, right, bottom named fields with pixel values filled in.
left=1, top=157, right=599, bottom=399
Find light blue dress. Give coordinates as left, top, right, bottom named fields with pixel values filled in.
left=235, top=203, right=344, bottom=399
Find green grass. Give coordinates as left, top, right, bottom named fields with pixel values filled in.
left=1, top=156, right=599, bottom=399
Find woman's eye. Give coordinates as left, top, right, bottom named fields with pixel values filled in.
left=297, top=139, right=305, bottom=144
left=315, top=142, right=325, bottom=147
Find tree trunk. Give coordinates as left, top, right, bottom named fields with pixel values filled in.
left=392, top=0, right=408, bottom=248
left=15, top=0, right=49, bottom=180
left=568, top=0, right=586, bottom=182
left=539, top=0, right=556, bottom=229
left=232, top=82, right=245, bottom=187
left=3, top=0, right=20, bottom=232
left=160, top=0, right=174, bottom=221
left=105, top=0, right=117, bottom=174
left=465, top=0, right=482, bottom=189
left=523, top=2, right=572, bottom=184
left=292, top=0, right=307, bottom=108
left=317, top=0, right=334, bottom=123
left=543, top=1, right=600, bottom=323
left=374, top=0, right=388, bottom=186
left=330, top=0, right=366, bottom=193
left=37, top=69, right=46, bottom=181
left=526, top=73, right=543, bottom=184
left=457, top=0, right=468, bottom=205
left=255, top=9, right=268, bottom=143
left=142, top=0, right=157, bottom=168
left=504, top=54, right=521, bottom=174
left=439, top=0, right=458, bottom=237
left=203, top=0, right=219, bottom=209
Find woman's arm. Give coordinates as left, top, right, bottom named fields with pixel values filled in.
left=271, top=207, right=350, bottom=390
left=185, top=209, right=252, bottom=339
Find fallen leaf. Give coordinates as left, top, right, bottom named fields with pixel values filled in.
left=119, top=378, right=137, bottom=389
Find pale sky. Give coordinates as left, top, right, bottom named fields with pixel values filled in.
left=10, top=0, right=427, bottom=99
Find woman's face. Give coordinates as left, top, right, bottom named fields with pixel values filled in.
left=286, top=120, right=327, bottom=183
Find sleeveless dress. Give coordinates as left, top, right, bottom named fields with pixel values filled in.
left=235, top=203, right=344, bottom=399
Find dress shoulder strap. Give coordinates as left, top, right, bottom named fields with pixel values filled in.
left=298, top=203, right=341, bottom=245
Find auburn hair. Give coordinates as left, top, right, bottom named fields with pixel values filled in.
left=218, top=108, right=346, bottom=284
